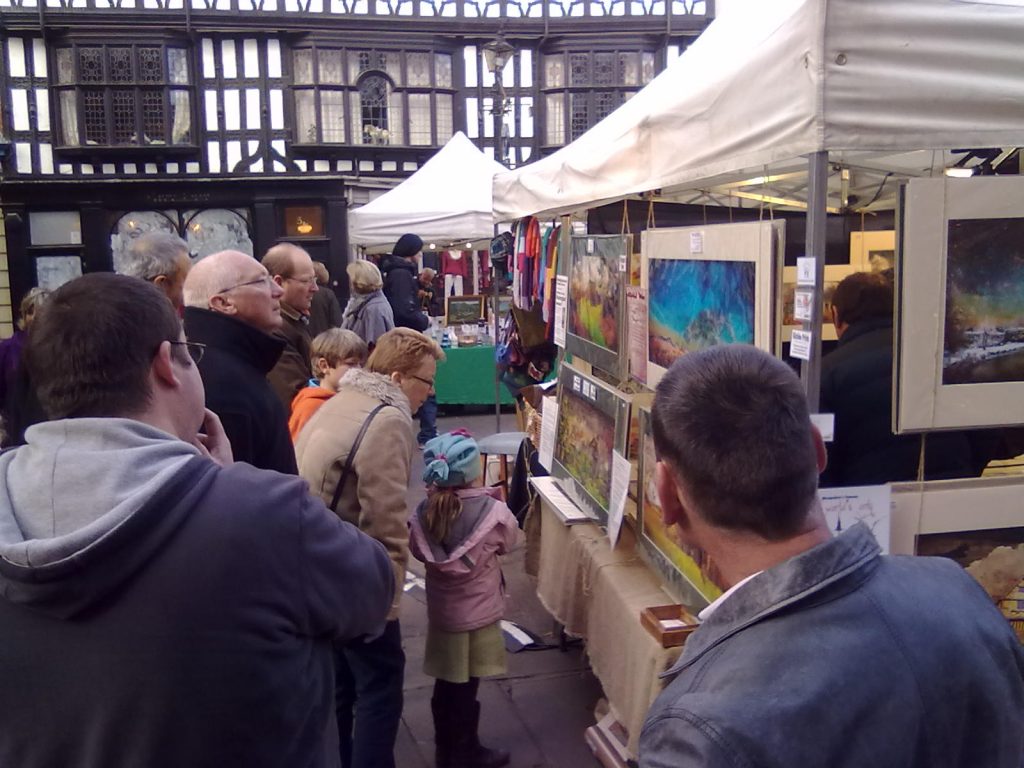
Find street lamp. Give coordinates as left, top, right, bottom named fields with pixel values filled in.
left=482, top=33, right=514, bottom=167
left=482, top=33, right=515, bottom=431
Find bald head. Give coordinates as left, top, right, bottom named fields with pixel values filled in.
left=184, top=250, right=283, bottom=334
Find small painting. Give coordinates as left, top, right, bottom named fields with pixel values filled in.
left=568, top=242, right=621, bottom=352
left=943, top=217, right=1024, bottom=385
left=555, top=384, right=615, bottom=510
left=445, top=295, right=485, bottom=325
left=647, top=259, right=755, bottom=370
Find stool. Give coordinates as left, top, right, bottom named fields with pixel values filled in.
left=477, top=431, right=527, bottom=500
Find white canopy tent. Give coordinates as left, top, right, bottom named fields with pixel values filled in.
left=493, top=0, right=1024, bottom=221
left=349, top=131, right=506, bottom=249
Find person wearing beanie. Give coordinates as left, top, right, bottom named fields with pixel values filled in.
left=380, top=233, right=429, bottom=333
left=408, top=430, right=521, bottom=768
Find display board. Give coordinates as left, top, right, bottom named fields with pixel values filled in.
left=896, top=177, right=1024, bottom=431
left=636, top=407, right=722, bottom=609
left=565, top=234, right=630, bottom=378
left=641, top=221, right=779, bottom=387
left=552, top=362, right=631, bottom=526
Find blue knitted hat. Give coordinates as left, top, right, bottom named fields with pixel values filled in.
left=422, top=430, right=482, bottom=488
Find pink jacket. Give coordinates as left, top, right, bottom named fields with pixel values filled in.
left=409, top=488, right=521, bottom=633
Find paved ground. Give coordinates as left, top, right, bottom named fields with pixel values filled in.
left=394, top=409, right=605, bottom=768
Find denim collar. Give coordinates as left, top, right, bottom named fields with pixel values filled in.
left=664, top=523, right=881, bottom=677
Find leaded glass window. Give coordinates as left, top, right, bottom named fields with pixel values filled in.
left=53, top=44, right=194, bottom=148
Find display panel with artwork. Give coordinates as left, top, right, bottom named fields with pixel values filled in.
left=636, top=407, right=722, bottom=609
left=552, top=362, right=631, bottom=525
left=897, top=177, right=1024, bottom=431
left=778, top=264, right=856, bottom=344
left=849, top=230, right=895, bottom=274
left=641, top=222, right=780, bottom=387
left=565, top=234, right=629, bottom=378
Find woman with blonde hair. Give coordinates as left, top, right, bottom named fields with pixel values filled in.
left=295, top=327, right=444, bottom=768
left=342, top=259, right=395, bottom=349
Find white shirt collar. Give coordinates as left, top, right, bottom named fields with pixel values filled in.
left=698, top=570, right=764, bottom=622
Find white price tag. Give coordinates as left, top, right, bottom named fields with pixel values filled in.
left=619, top=254, right=628, bottom=273
left=790, top=329, right=812, bottom=360
left=689, top=231, right=704, bottom=254
left=607, top=450, right=630, bottom=548
left=586, top=238, right=595, bottom=254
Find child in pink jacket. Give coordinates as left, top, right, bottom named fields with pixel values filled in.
left=409, top=430, right=521, bottom=768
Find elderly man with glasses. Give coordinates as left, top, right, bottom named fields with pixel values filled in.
left=182, top=249, right=297, bottom=474
left=262, top=243, right=320, bottom=410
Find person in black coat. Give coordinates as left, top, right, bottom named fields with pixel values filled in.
left=381, top=233, right=429, bottom=332
left=182, top=250, right=298, bottom=474
left=819, top=272, right=976, bottom=487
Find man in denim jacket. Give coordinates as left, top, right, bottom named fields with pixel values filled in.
left=640, top=345, right=1024, bottom=768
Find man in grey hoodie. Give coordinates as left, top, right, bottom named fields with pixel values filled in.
left=0, top=273, right=394, bottom=768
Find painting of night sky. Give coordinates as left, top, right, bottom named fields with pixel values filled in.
left=648, top=259, right=756, bottom=369
left=943, top=217, right=1024, bottom=385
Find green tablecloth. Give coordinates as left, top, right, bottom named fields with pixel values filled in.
left=435, top=345, right=515, bottom=406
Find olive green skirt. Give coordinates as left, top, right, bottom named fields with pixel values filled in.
left=423, top=621, right=507, bottom=684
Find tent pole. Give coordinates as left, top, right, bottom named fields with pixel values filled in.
left=493, top=228, right=502, bottom=434
left=801, top=150, right=828, bottom=411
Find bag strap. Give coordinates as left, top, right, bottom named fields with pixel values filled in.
left=329, top=402, right=391, bottom=513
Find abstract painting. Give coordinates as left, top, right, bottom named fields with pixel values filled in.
left=647, top=259, right=755, bottom=369
left=565, top=235, right=629, bottom=377
left=942, top=217, right=1024, bottom=385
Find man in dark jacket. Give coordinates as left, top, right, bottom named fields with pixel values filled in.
left=381, top=233, right=429, bottom=332
left=183, top=249, right=298, bottom=474
left=819, top=272, right=975, bottom=486
left=640, top=345, right=1024, bottom=768
left=263, top=243, right=319, bottom=409
left=309, top=260, right=345, bottom=337
left=0, top=273, right=394, bottom=768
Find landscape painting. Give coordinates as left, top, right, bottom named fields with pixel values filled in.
left=446, top=295, right=485, bottom=325
left=942, top=217, right=1024, bottom=385
left=555, top=385, right=615, bottom=512
left=647, top=258, right=755, bottom=369
left=637, top=409, right=722, bottom=607
left=568, top=245, right=621, bottom=352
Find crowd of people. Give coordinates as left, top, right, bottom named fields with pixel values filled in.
left=0, top=232, right=1021, bottom=768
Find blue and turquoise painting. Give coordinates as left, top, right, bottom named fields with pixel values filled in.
left=648, top=259, right=756, bottom=368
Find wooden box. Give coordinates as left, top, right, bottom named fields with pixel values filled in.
left=640, top=604, right=699, bottom=648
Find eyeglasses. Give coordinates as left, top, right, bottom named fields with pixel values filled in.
left=216, top=274, right=273, bottom=294
left=410, top=374, right=435, bottom=389
left=169, top=340, right=206, bottom=364
left=284, top=275, right=318, bottom=287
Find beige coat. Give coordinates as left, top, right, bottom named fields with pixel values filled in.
left=295, top=368, right=414, bottom=619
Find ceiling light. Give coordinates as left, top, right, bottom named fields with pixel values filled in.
left=944, top=167, right=975, bottom=178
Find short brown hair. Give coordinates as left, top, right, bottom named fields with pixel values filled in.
left=310, top=328, right=368, bottom=368
left=652, top=345, right=818, bottom=540
left=367, top=328, right=444, bottom=377
left=262, top=243, right=308, bottom=279
left=27, top=273, right=182, bottom=420
left=831, top=272, right=893, bottom=327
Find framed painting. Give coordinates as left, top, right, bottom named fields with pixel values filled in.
left=636, top=407, right=723, bottom=609
left=565, top=234, right=629, bottom=378
left=896, top=177, right=1024, bottom=431
left=445, top=294, right=485, bottom=325
left=849, top=230, right=895, bottom=273
left=552, top=362, right=631, bottom=526
left=641, top=221, right=780, bottom=387
left=891, top=477, right=1024, bottom=642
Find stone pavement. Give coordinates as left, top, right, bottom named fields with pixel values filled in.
left=394, top=411, right=605, bottom=768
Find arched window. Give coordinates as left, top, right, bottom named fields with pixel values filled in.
left=358, top=73, right=392, bottom=144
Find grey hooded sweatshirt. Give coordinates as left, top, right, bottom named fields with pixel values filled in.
left=0, top=418, right=394, bottom=768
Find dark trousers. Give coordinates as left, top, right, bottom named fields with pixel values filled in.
left=417, top=394, right=438, bottom=446
left=335, top=619, right=405, bottom=768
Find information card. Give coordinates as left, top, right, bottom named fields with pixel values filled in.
left=553, top=275, right=569, bottom=348
left=538, top=399, right=559, bottom=472
left=607, top=450, right=631, bottom=548
left=818, top=485, right=891, bottom=554
left=626, top=286, right=648, bottom=384
left=790, top=329, right=812, bottom=360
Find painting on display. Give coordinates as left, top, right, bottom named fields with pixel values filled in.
left=778, top=264, right=857, bottom=344
left=565, top=235, right=629, bottom=378
left=552, top=363, right=631, bottom=525
left=641, top=222, right=780, bottom=387
left=897, top=177, right=1024, bottom=431
left=849, top=230, right=896, bottom=274
left=636, top=407, right=722, bottom=609
left=445, top=295, right=485, bottom=325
